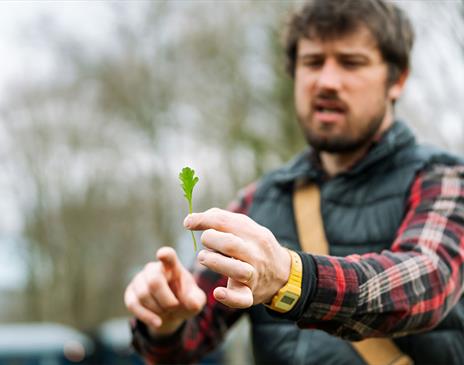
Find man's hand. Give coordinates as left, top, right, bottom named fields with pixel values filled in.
left=124, top=247, right=206, bottom=336
left=184, top=208, right=291, bottom=309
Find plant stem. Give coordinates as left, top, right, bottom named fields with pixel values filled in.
left=188, top=200, right=197, bottom=251
left=190, top=230, right=198, bottom=251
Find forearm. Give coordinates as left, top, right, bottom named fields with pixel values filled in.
left=300, top=249, right=463, bottom=339
left=295, top=165, right=464, bottom=339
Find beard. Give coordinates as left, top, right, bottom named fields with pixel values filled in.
left=299, top=106, right=386, bottom=154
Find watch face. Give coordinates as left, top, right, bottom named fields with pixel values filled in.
left=281, top=295, right=296, bottom=305
left=275, top=292, right=299, bottom=312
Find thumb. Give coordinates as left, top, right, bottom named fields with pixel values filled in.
left=214, top=278, right=253, bottom=308
left=157, top=246, right=182, bottom=282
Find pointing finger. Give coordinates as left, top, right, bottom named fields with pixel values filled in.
left=155, top=249, right=207, bottom=313
left=142, top=266, right=180, bottom=311
left=157, top=247, right=182, bottom=281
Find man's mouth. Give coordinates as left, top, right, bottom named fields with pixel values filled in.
left=313, top=99, right=347, bottom=114
left=316, top=107, right=344, bottom=113
left=312, top=99, right=347, bottom=124
left=316, top=108, right=344, bottom=116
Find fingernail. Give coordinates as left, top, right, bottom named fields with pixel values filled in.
left=183, top=215, right=192, bottom=228
left=197, top=250, right=206, bottom=263
left=215, top=288, right=226, bottom=300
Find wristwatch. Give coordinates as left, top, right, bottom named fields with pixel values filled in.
left=264, top=249, right=302, bottom=313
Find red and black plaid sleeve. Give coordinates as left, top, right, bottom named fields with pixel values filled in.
left=297, top=164, right=464, bottom=340
left=131, top=183, right=257, bottom=364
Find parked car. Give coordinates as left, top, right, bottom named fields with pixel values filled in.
left=0, top=322, right=94, bottom=365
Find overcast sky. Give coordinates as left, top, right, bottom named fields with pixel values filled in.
left=0, top=1, right=112, bottom=98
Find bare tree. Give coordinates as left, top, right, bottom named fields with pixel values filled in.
left=1, top=1, right=462, bottom=340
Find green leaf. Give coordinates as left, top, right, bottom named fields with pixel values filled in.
left=179, top=166, right=199, bottom=251
left=179, top=167, right=199, bottom=204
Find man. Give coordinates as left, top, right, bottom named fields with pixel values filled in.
left=124, top=0, right=464, bottom=364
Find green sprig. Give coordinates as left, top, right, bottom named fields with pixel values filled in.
left=179, top=166, right=199, bottom=251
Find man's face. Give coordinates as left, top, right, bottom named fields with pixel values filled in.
left=294, top=26, right=402, bottom=153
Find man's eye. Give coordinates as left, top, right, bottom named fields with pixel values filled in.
left=301, top=60, right=323, bottom=69
left=342, top=60, right=363, bottom=69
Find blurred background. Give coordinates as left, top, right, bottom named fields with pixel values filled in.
left=0, top=0, right=462, bottom=364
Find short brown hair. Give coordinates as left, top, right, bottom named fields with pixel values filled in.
left=284, top=0, right=414, bottom=85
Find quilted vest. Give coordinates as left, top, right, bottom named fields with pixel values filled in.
left=246, top=122, right=464, bottom=365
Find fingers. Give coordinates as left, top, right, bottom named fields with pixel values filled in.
left=214, top=278, right=253, bottom=308
left=125, top=258, right=182, bottom=328
left=125, top=284, right=163, bottom=328
left=200, top=229, right=247, bottom=259
left=198, top=249, right=254, bottom=286
left=157, top=246, right=182, bottom=282
left=129, top=264, right=178, bottom=317
left=132, top=274, right=162, bottom=313
left=142, top=264, right=180, bottom=311
left=124, top=246, right=210, bottom=335
left=156, top=247, right=206, bottom=312
left=184, top=208, right=252, bottom=235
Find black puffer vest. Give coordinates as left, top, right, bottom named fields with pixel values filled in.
left=246, top=122, right=464, bottom=365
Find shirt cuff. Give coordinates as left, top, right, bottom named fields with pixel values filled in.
left=265, top=251, right=317, bottom=321
left=132, top=318, right=186, bottom=347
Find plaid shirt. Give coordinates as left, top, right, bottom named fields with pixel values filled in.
left=132, top=164, right=464, bottom=364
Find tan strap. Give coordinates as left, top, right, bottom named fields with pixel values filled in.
left=292, top=183, right=328, bottom=255
left=293, top=183, right=413, bottom=365
left=352, top=338, right=412, bottom=365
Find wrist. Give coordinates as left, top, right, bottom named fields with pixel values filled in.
left=264, top=247, right=292, bottom=303
left=277, top=247, right=292, bottom=292
left=265, top=248, right=302, bottom=313
left=147, top=319, right=185, bottom=339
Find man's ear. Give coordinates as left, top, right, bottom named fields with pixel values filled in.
left=388, top=69, right=409, bottom=101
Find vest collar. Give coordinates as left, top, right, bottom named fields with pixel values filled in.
left=274, top=121, right=416, bottom=186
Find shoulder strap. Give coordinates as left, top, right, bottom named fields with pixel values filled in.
left=293, top=183, right=413, bottom=365
left=292, top=183, right=328, bottom=255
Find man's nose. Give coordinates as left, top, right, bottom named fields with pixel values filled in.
left=315, top=60, right=342, bottom=91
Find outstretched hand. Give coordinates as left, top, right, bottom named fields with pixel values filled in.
left=184, top=208, right=291, bottom=309
left=124, top=247, right=206, bottom=336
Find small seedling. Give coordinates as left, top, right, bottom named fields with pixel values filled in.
left=179, top=166, right=199, bottom=251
